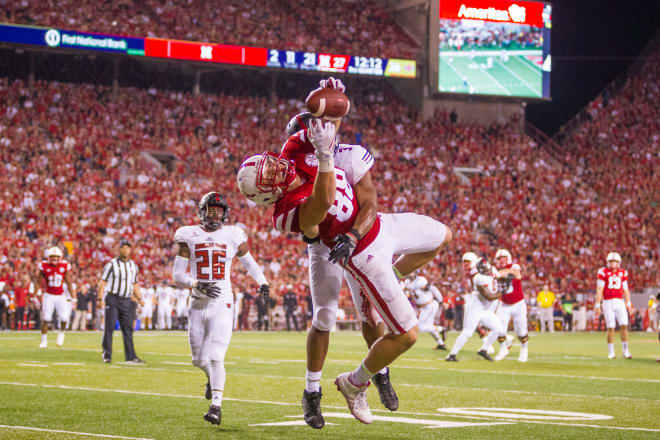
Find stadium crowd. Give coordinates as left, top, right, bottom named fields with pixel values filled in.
left=2, top=0, right=419, bottom=59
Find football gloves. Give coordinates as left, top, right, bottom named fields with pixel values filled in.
left=319, top=77, right=346, bottom=93
left=328, top=233, right=357, bottom=265
left=308, top=119, right=336, bottom=162
left=257, top=284, right=270, bottom=303
left=195, top=281, right=222, bottom=299
left=497, top=273, right=515, bottom=294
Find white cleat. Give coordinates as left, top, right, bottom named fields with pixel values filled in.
left=623, top=351, right=632, bottom=359
left=518, top=347, right=528, bottom=362
left=56, top=333, right=65, bottom=347
left=494, top=345, right=510, bottom=361
left=334, top=372, right=373, bottom=424
left=608, top=353, right=616, bottom=359
left=486, top=345, right=495, bottom=355
left=39, top=341, right=47, bottom=349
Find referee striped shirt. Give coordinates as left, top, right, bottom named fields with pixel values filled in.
left=101, top=257, right=139, bottom=298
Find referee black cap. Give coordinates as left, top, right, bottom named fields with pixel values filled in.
left=119, top=238, right=131, bottom=248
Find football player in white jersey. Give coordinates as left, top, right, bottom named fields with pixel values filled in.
left=174, top=288, right=189, bottom=330
left=172, top=192, right=269, bottom=426
left=446, top=258, right=510, bottom=361
left=408, top=276, right=446, bottom=349
left=156, top=284, right=172, bottom=330
left=140, top=285, right=154, bottom=330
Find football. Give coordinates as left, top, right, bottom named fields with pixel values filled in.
left=304, top=87, right=350, bottom=121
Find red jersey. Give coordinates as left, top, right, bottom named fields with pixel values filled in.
left=597, top=267, right=629, bottom=300
left=14, top=285, right=29, bottom=307
left=500, top=263, right=524, bottom=305
left=38, top=260, right=71, bottom=295
left=272, top=167, right=379, bottom=254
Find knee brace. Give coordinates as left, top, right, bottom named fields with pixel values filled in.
left=312, top=307, right=337, bottom=332
left=519, top=334, right=529, bottom=343
left=497, top=335, right=506, bottom=343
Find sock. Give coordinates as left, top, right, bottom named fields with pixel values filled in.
left=450, top=332, right=470, bottom=356
left=41, top=334, right=47, bottom=344
left=608, top=343, right=614, bottom=354
left=349, top=361, right=373, bottom=387
left=521, top=341, right=528, bottom=350
left=378, top=367, right=388, bottom=375
left=305, top=370, right=322, bottom=393
left=210, top=359, right=225, bottom=407
left=481, top=331, right=500, bottom=350
left=622, top=341, right=628, bottom=352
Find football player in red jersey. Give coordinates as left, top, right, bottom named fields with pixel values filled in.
left=595, top=252, right=632, bottom=359
left=37, top=247, right=76, bottom=348
left=238, top=118, right=451, bottom=425
left=492, top=248, right=529, bottom=362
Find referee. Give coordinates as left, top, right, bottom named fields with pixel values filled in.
left=97, top=238, right=145, bottom=363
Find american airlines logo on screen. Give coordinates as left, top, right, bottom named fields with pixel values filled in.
left=457, top=3, right=526, bottom=23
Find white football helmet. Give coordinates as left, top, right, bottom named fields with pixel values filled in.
left=237, top=152, right=296, bottom=205
left=412, top=276, right=428, bottom=290
left=46, top=246, right=63, bottom=263
left=606, top=252, right=621, bottom=262
left=462, top=251, right=479, bottom=263
left=495, top=249, right=512, bottom=266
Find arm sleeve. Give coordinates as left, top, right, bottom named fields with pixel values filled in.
left=622, top=281, right=629, bottom=290
left=430, top=285, right=443, bottom=303
left=172, top=256, right=196, bottom=289
left=238, top=252, right=268, bottom=286
left=596, top=279, right=605, bottom=289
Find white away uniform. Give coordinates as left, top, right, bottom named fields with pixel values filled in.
left=156, top=285, right=173, bottom=329
left=141, top=287, right=154, bottom=320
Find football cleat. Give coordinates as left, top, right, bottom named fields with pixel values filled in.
left=518, top=347, right=528, bottom=363
left=477, top=349, right=494, bottom=361
left=56, top=333, right=65, bottom=347
left=494, top=344, right=510, bottom=361
left=608, top=353, right=616, bottom=359
left=446, top=354, right=458, bottom=362
left=204, top=405, right=221, bottom=425
left=302, top=388, right=325, bottom=429
left=623, top=351, right=632, bottom=360
left=205, top=381, right=212, bottom=400
left=434, top=343, right=447, bottom=350
left=128, top=358, right=146, bottom=364
left=39, top=341, right=47, bottom=349
left=102, top=352, right=111, bottom=363
left=372, top=368, right=399, bottom=411
left=334, top=373, right=373, bottom=424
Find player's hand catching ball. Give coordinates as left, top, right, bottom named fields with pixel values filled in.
left=319, top=77, right=345, bottom=93
left=308, top=119, right=336, bottom=161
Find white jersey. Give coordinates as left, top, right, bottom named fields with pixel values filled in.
left=156, top=285, right=172, bottom=307
left=333, top=143, right=374, bottom=186
left=472, top=272, right=499, bottom=309
left=176, top=288, right=189, bottom=307
left=411, top=285, right=443, bottom=307
left=174, top=224, right=247, bottom=298
left=142, top=287, right=155, bottom=306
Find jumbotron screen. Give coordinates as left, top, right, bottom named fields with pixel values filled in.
left=438, top=0, right=551, bottom=98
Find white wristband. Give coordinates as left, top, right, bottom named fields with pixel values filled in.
left=595, top=302, right=601, bottom=308
left=626, top=302, right=632, bottom=308
left=318, top=158, right=334, bottom=172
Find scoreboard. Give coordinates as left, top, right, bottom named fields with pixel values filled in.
left=0, top=23, right=416, bottom=78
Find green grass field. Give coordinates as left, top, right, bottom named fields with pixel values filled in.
left=0, top=330, right=658, bottom=439
left=439, top=50, right=543, bottom=97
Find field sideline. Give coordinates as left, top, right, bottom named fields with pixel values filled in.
left=0, top=330, right=658, bottom=439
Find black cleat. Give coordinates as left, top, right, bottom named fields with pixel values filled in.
left=205, top=381, right=212, bottom=400
left=302, top=388, right=325, bottom=429
left=435, top=343, right=447, bottom=350
left=372, top=368, right=399, bottom=411
left=204, top=405, right=221, bottom=425
left=477, top=349, right=493, bottom=361
left=128, top=357, right=146, bottom=364
left=446, top=354, right=458, bottom=361
left=102, top=352, right=111, bottom=363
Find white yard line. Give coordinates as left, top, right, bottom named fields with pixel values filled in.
left=0, top=424, right=153, bottom=439
left=495, top=58, right=540, bottom=96
left=0, top=381, right=657, bottom=433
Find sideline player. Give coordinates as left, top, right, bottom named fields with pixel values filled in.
left=407, top=276, right=446, bottom=349
left=595, top=252, right=632, bottom=359
left=37, top=247, right=75, bottom=348
left=446, top=257, right=510, bottom=361
left=281, top=79, right=449, bottom=428
left=140, top=283, right=154, bottom=330
left=238, top=120, right=451, bottom=424
left=172, top=192, right=270, bottom=425
left=491, top=248, right=529, bottom=362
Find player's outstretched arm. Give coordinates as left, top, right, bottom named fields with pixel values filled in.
left=236, top=242, right=269, bottom=301
left=351, top=171, right=378, bottom=239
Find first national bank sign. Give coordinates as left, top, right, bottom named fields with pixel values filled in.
left=440, top=0, right=546, bottom=27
